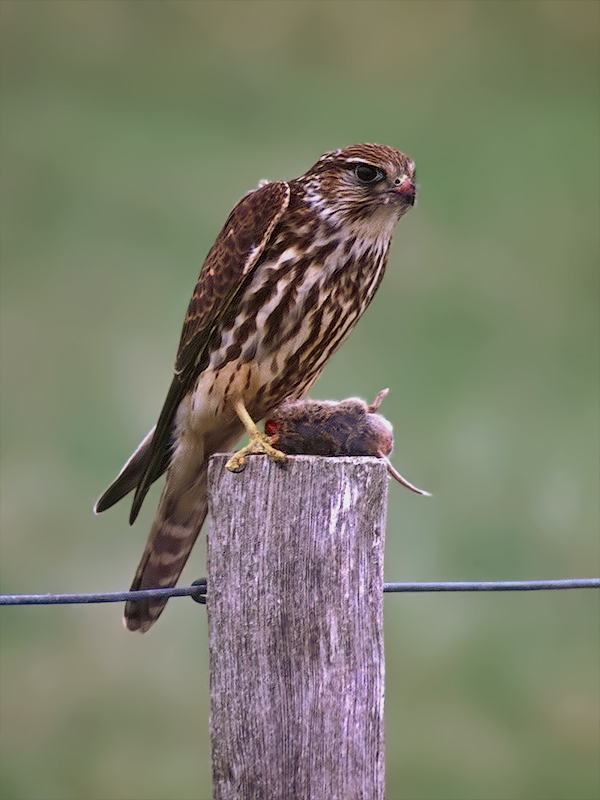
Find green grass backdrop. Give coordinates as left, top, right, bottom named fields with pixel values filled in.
left=1, top=2, right=598, bottom=799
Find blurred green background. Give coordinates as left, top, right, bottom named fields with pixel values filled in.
left=1, top=2, right=598, bottom=799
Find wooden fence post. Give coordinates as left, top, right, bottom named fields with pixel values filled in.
left=206, top=454, right=388, bottom=800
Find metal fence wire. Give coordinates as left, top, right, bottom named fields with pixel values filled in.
left=1, top=577, right=598, bottom=607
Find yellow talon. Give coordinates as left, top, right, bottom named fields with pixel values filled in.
left=226, top=400, right=287, bottom=473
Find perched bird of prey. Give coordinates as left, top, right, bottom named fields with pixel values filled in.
left=265, top=389, right=430, bottom=497
left=95, top=143, right=416, bottom=632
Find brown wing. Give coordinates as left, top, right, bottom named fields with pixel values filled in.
left=94, top=426, right=156, bottom=514
left=128, top=180, right=290, bottom=524
left=175, top=180, right=290, bottom=376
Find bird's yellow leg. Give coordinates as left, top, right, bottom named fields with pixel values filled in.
left=225, top=399, right=287, bottom=472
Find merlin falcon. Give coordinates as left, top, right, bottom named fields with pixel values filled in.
left=95, top=143, right=416, bottom=632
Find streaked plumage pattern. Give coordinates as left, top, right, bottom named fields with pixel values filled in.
left=265, top=389, right=431, bottom=497
left=95, top=143, right=416, bottom=632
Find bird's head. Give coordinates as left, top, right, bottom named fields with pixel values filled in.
left=299, top=143, right=416, bottom=234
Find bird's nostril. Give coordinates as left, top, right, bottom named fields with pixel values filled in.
left=394, top=179, right=416, bottom=203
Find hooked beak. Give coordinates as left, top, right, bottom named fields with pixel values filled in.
left=392, top=177, right=416, bottom=206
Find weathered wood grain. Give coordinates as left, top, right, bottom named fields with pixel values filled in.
left=207, top=454, right=388, bottom=800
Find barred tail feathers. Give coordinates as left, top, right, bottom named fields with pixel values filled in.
left=124, top=456, right=209, bottom=633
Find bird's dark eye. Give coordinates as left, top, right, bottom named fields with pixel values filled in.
left=354, top=164, right=383, bottom=184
